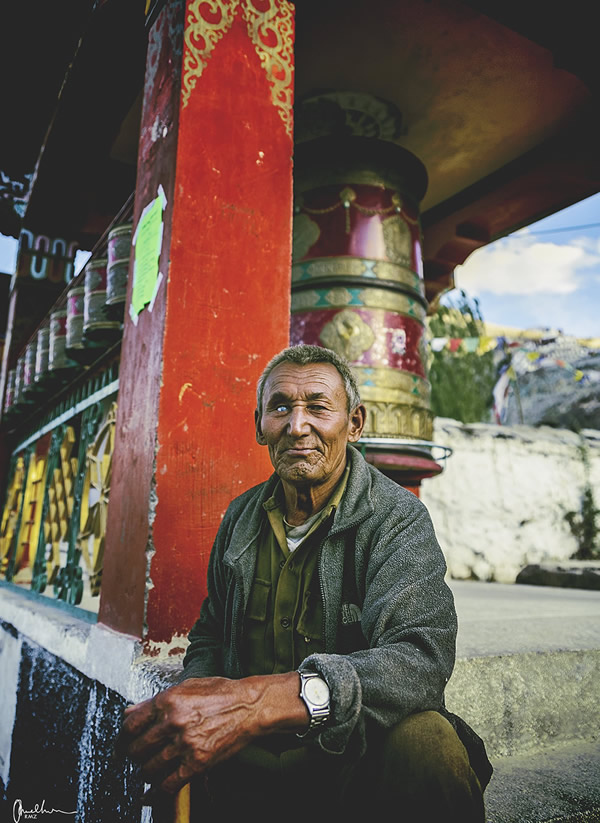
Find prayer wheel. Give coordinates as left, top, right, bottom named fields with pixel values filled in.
left=34, top=323, right=51, bottom=389
left=13, top=355, right=30, bottom=409
left=3, top=368, right=16, bottom=418
left=49, top=309, right=81, bottom=382
left=106, top=222, right=132, bottom=320
left=66, top=285, right=98, bottom=365
left=66, top=286, right=86, bottom=359
left=83, top=258, right=121, bottom=345
left=292, top=96, right=443, bottom=488
left=22, top=338, right=38, bottom=399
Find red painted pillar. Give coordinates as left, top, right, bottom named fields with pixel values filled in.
left=100, top=0, right=294, bottom=648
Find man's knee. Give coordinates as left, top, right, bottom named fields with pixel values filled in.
left=373, top=711, right=485, bottom=822
left=383, top=710, right=472, bottom=775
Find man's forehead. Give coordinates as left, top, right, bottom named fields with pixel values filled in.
left=263, top=362, right=345, bottom=397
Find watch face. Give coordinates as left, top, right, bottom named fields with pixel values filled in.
left=305, top=676, right=330, bottom=708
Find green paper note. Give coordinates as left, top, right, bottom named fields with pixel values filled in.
left=131, top=190, right=165, bottom=316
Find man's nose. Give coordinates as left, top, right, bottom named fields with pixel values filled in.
left=287, top=406, right=310, bottom=437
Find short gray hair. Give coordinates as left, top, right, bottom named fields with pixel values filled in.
left=256, top=344, right=362, bottom=415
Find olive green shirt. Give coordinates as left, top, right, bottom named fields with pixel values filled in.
left=243, top=465, right=350, bottom=676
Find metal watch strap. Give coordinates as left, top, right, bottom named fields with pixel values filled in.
left=297, top=671, right=330, bottom=738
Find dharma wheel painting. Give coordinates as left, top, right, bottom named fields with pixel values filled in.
left=0, top=397, right=117, bottom=611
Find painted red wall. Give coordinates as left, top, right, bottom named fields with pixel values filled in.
left=101, top=1, right=294, bottom=644
left=147, top=6, right=294, bottom=646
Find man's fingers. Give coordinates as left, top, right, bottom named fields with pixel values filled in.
left=113, top=703, right=157, bottom=759
left=126, top=717, right=172, bottom=762
left=160, top=761, right=197, bottom=796
left=121, top=698, right=157, bottom=737
left=137, top=741, right=181, bottom=778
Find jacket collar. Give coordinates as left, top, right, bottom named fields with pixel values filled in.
left=329, top=445, right=374, bottom=535
left=223, top=445, right=374, bottom=567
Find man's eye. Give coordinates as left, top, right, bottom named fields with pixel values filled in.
left=275, top=404, right=288, bottom=412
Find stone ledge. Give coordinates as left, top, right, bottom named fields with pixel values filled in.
left=446, top=649, right=600, bottom=758
left=517, top=563, right=600, bottom=591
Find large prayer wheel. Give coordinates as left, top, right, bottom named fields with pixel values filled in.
left=291, top=97, right=443, bottom=489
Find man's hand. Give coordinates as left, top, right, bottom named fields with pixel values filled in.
left=120, top=672, right=308, bottom=797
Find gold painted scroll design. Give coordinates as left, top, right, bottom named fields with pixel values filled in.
left=243, top=0, right=294, bottom=136
left=182, top=0, right=294, bottom=136
left=182, top=0, right=236, bottom=109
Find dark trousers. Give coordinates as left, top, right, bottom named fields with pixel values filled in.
left=191, top=711, right=486, bottom=822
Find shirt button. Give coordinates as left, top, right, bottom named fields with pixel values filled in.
left=280, top=617, right=291, bottom=628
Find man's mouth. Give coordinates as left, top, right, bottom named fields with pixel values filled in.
left=282, top=446, right=317, bottom=457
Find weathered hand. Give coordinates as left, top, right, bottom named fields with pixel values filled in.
left=120, top=672, right=306, bottom=796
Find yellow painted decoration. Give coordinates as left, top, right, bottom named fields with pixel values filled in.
left=0, top=455, right=26, bottom=576
left=12, top=445, right=49, bottom=584
left=78, top=404, right=117, bottom=597
left=43, top=427, right=77, bottom=586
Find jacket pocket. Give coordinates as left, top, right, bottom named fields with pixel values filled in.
left=246, top=578, right=271, bottom=622
left=296, top=588, right=324, bottom=650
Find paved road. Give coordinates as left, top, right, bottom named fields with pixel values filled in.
left=448, top=579, right=600, bottom=658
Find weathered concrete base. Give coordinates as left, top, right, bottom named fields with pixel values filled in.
left=0, top=633, right=146, bottom=823
left=0, top=588, right=179, bottom=823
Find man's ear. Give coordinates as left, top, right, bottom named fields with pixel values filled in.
left=347, top=404, right=367, bottom=443
left=255, top=409, right=267, bottom=445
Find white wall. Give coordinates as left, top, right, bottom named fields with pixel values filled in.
left=420, top=419, right=600, bottom=583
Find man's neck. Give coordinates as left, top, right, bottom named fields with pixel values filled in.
left=281, top=462, right=346, bottom=526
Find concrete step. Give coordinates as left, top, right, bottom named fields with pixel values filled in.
left=484, top=741, right=600, bottom=823
left=446, top=580, right=600, bottom=759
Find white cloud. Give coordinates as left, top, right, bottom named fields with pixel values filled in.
left=454, top=234, right=600, bottom=297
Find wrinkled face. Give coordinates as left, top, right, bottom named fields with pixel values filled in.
left=256, top=362, right=365, bottom=487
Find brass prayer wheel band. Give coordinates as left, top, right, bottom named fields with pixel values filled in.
left=291, top=284, right=427, bottom=319
left=353, top=364, right=430, bottom=405
left=362, top=401, right=433, bottom=441
left=292, top=257, right=424, bottom=298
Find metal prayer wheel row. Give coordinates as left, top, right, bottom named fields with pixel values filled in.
left=3, top=223, right=132, bottom=420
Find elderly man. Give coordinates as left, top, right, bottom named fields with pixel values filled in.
left=122, top=344, right=491, bottom=821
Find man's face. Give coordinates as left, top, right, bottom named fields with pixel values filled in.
left=256, top=362, right=365, bottom=487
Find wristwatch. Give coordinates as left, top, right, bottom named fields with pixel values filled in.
left=297, top=671, right=330, bottom=737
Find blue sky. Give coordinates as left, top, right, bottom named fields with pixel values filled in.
left=2, top=192, right=599, bottom=338
left=453, top=192, right=600, bottom=339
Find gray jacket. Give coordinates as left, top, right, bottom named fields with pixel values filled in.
left=182, top=445, right=457, bottom=758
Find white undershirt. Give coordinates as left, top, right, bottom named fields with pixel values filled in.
left=283, top=510, right=323, bottom=552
